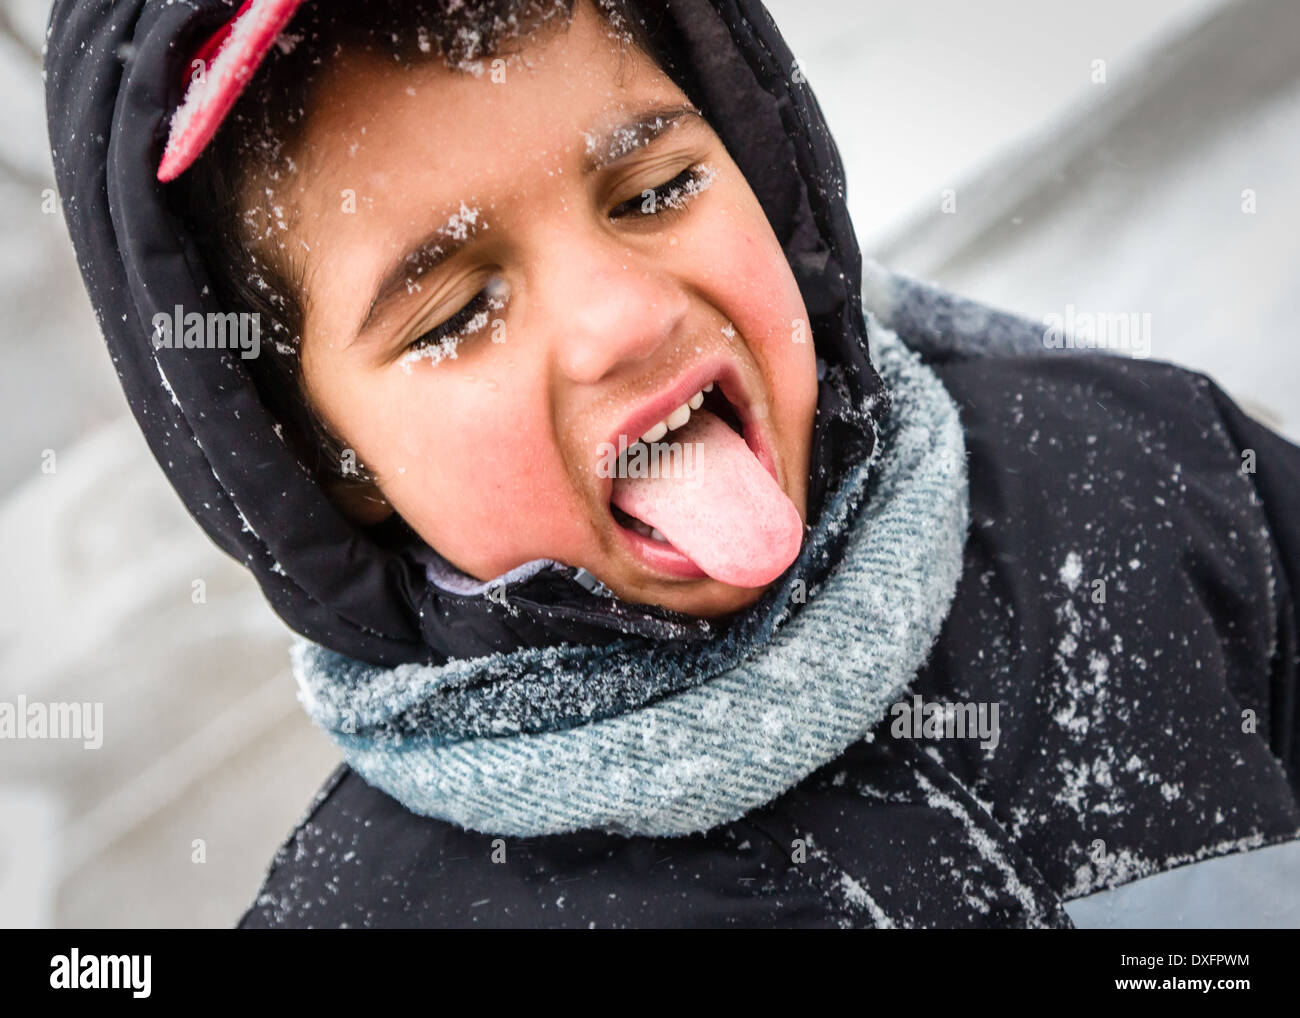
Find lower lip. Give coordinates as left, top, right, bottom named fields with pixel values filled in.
left=613, top=522, right=709, bottom=579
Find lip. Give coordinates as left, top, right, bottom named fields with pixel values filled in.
left=613, top=521, right=710, bottom=579
left=596, top=352, right=783, bottom=581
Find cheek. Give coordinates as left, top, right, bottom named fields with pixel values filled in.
left=692, top=207, right=818, bottom=400
left=369, top=371, right=579, bottom=570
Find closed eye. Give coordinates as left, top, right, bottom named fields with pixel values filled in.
left=404, top=277, right=508, bottom=359
left=609, top=164, right=713, bottom=220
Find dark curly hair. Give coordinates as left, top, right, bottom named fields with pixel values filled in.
left=172, top=0, right=681, bottom=492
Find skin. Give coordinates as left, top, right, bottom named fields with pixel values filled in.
left=263, top=0, right=819, bottom=618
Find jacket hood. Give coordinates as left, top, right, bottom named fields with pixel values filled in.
left=44, top=0, right=888, bottom=667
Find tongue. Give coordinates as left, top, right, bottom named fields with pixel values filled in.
left=610, top=409, right=803, bottom=587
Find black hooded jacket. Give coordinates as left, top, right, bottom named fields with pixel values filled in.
left=45, top=0, right=1300, bottom=927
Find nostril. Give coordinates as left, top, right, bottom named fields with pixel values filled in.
left=558, top=289, right=681, bottom=384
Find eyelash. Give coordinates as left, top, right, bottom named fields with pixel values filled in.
left=402, top=165, right=711, bottom=358
left=405, top=285, right=503, bottom=357
left=609, top=163, right=712, bottom=220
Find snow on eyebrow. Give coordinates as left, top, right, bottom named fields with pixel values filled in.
left=440, top=201, right=481, bottom=241
left=582, top=108, right=694, bottom=167
left=389, top=201, right=487, bottom=302
left=413, top=201, right=485, bottom=264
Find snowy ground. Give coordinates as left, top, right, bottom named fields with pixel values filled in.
left=1, top=0, right=1297, bottom=927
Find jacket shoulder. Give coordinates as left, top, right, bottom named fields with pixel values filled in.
left=236, top=764, right=832, bottom=928
left=918, top=350, right=1300, bottom=901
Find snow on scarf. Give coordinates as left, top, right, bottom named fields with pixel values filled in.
left=292, top=317, right=969, bottom=836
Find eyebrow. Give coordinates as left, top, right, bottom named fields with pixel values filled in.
left=582, top=102, right=704, bottom=171
left=352, top=102, right=706, bottom=339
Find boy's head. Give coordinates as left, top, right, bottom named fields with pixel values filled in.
left=182, top=0, right=819, bottom=619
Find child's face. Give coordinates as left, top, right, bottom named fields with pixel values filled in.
left=277, top=0, right=818, bottom=618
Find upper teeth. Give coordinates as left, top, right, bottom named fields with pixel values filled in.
left=639, top=383, right=715, bottom=444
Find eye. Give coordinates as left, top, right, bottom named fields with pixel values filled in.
left=402, top=276, right=508, bottom=365
left=609, top=163, right=715, bottom=220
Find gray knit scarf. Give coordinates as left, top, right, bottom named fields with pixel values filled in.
left=292, top=316, right=969, bottom=837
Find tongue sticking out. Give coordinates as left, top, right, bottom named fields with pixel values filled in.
left=610, top=408, right=804, bottom=587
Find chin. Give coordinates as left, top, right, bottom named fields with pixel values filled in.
left=615, top=576, right=772, bottom=619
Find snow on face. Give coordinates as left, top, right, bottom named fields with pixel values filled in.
left=282, top=0, right=819, bottom=618
left=398, top=272, right=507, bottom=372
left=389, top=201, right=494, bottom=370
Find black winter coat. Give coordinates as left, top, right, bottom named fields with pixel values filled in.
left=237, top=312, right=1300, bottom=927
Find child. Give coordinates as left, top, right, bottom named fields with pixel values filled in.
left=45, top=0, right=1300, bottom=927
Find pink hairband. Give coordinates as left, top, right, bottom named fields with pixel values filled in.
left=156, top=0, right=306, bottom=182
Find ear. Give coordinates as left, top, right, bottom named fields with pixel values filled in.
left=326, top=479, right=395, bottom=527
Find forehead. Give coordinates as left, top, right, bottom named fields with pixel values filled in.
left=289, top=6, right=687, bottom=218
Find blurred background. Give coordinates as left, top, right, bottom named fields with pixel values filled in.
left=1, top=0, right=1297, bottom=926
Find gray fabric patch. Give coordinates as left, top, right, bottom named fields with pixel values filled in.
left=1065, top=836, right=1300, bottom=928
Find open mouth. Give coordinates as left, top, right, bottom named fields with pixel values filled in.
left=599, top=358, right=804, bottom=590
left=608, top=381, right=746, bottom=547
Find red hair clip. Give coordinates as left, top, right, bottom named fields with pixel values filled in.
left=157, top=0, right=307, bottom=182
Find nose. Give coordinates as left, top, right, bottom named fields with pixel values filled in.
left=545, top=236, right=689, bottom=385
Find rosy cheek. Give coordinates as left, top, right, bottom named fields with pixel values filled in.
left=702, top=218, right=806, bottom=355
left=416, top=388, right=520, bottom=484
left=389, top=378, right=566, bottom=560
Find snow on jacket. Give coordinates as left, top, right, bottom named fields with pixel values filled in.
left=235, top=271, right=1300, bottom=927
